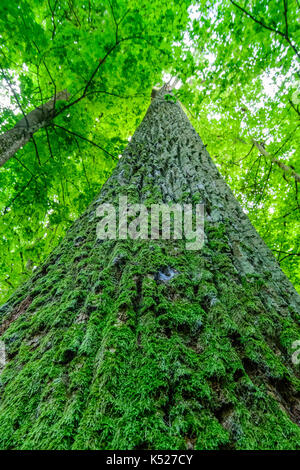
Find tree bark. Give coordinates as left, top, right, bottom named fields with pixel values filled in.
left=0, top=90, right=70, bottom=167
left=0, top=88, right=300, bottom=450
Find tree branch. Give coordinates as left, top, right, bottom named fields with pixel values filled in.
left=55, top=34, right=164, bottom=118
left=3, top=176, right=35, bottom=214
left=52, top=123, right=118, bottom=160
left=283, top=0, right=289, bottom=37
left=230, top=0, right=300, bottom=59
left=272, top=249, right=300, bottom=262
left=31, top=135, right=41, bottom=166
left=289, top=99, right=300, bottom=117
left=252, top=139, right=300, bottom=183
left=108, top=0, right=119, bottom=42
left=47, top=0, right=58, bottom=40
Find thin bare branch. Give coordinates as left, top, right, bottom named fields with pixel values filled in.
left=53, top=123, right=118, bottom=160
left=252, top=139, right=300, bottom=183
left=283, top=0, right=289, bottom=37
left=31, top=135, right=41, bottom=166
left=289, top=99, right=300, bottom=116
left=3, top=176, right=35, bottom=214
left=230, top=0, right=300, bottom=59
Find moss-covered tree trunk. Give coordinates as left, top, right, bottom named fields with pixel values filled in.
left=0, top=88, right=300, bottom=450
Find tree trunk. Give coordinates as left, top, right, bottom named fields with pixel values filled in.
left=0, top=88, right=300, bottom=450
left=0, top=90, right=70, bottom=167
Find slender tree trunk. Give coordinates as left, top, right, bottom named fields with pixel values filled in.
left=0, top=88, right=300, bottom=450
left=0, top=90, right=70, bottom=167
left=252, top=139, right=300, bottom=183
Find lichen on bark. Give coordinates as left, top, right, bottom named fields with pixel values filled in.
left=0, top=88, right=299, bottom=450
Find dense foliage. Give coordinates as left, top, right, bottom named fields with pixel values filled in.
left=0, top=0, right=299, bottom=301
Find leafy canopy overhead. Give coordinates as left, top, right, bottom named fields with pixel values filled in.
left=0, top=0, right=299, bottom=301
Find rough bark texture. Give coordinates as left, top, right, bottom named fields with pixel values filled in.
left=0, top=90, right=70, bottom=167
left=0, top=88, right=300, bottom=450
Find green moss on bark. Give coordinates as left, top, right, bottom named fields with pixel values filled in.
left=0, top=89, right=300, bottom=450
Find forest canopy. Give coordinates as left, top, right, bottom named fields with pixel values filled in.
left=0, top=0, right=299, bottom=301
